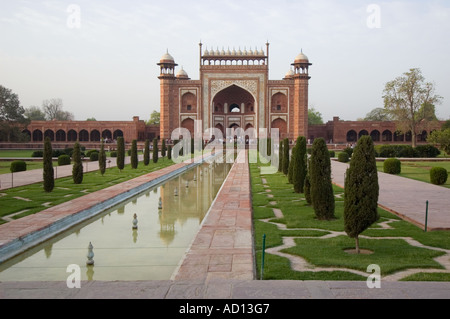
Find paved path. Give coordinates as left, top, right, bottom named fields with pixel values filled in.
left=331, top=160, right=450, bottom=231
left=1, top=279, right=449, bottom=299
left=173, top=150, right=254, bottom=281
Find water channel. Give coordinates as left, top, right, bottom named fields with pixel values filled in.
left=0, top=160, right=232, bottom=281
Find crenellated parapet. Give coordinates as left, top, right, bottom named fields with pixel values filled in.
left=200, top=43, right=269, bottom=66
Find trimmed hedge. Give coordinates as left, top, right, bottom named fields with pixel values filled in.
left=375, top=144, right=440, bottom=158
left=58, top=155, right=71, bottom=166
left=85, top=149, right=99, bottom=157
left=10, top=160, right=27, bottom=173
left=89, top=152, right=99, bottom=162
left=383, top=158, right=401, bottom=174
left=338, top=152, right=350, bottom=163
left=415, top=145, right=440, bottom=158
left=430, top=167, right=448, bottom=185
left=31, top=150, right=43, bottom=157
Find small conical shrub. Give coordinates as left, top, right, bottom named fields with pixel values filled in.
left=344, top=135, right=379, bottom=253
left=72, top=142, right=83, bottom=184
left=43, top=137, right=54, bottom=192
left=309, top=138, right=335, bottom=220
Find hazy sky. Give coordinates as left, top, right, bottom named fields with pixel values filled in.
left=1, top=0, right=449, bottom=122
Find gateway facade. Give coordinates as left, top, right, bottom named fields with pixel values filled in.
left=158, top=43, right=311, bottom=141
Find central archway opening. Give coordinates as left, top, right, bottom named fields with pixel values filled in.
left=212, top=84, right=255, bottom=139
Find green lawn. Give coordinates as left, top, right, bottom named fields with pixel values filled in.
left=0, top=150, right=35, bottom=158
left=376, top=161, right=450, bottom=188
left=251, top=160, right=450, bottom=282
left=0, top=158, right=175, bottom=223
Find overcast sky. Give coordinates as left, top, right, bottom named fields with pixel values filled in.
left=1, top=0, right=449, bottom=123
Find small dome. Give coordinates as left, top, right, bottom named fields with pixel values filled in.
left=294, top=50, right=309, bottom=62
left=176, top=67, right=189, bottom=78
left=160, top=50, right=174, bottom=62
left=204, top=48, right=210, bottom=56
left=285, top=69, right=295, bottom=78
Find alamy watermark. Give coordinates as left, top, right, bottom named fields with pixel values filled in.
left=366, top=264, right=381, bottom=288
left=66, top=264, right=81, bottom=288
left=367, top=4, right=381, bottom=29
left=67, top=4, right=81, bottom=29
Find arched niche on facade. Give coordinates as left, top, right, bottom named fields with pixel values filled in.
left=56, top=130, right=66, bottom=142
left=33, top=130, right=43, bottom=142
left=68, top=130, right=77, bottom=142
left=271, top=118, right=287, bottom=140
left=346, top=130, right=357, bottom=142
left=370, top=130, right=380, bottom=142
left=181, top=118, right=195, bottom=136
left=181, top=92, right=197, bottom=113
left=271, top=92, right=288, bottom=113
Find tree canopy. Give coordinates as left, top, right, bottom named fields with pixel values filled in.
left=147, top=111, right=160, bottom=125
left=42, top=98, right=74, bottom=121
left=0, top=85, right=29, bottom=141
left=383, top=68, right=442, bottom=147
left=308, top=107, right=324, bottom=125
left=361, top=107, right=393, bottom=121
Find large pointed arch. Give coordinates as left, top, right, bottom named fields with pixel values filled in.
left=212, top=84, right=255, bottom=114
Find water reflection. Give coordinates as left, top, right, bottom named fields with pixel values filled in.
left=0, top=160, right=232, bottom=281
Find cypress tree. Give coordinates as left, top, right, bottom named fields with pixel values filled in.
left=144, top=139, right=150, bottom=166
left=344, top=135, right=379, bottom=254
left=130, top=139, right=138, bottom=169
left=117, top=136, right=125, bottom=171
left=99, top=139, right=106, bottom=176
left=309, top=138, right=335, bottom=220
left=278, top=140, right=283, bottom=173
left=167, top=145, right=172, bottom=160
left=72, top=142, right=83, bottom=184
left=43, top=137, right=54, bottom=192
left=288, top=143, right=296, bottom=184
left=304, top=172, right=312, bottom=204
left=293, top=136, right=307, bottom=193
left=152, top=138, right=159, bottom=163
left=161, top=139, right=166, bottom=158
left=282, top=138, right=289, bottom=175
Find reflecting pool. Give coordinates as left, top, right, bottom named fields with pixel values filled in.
left=0, top=161, right=232, bottom=281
